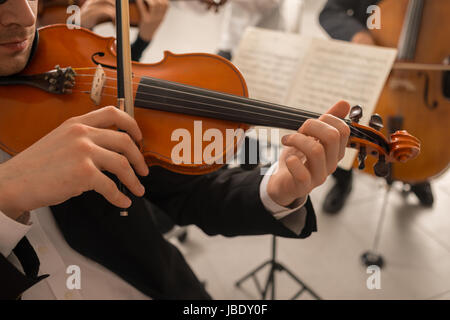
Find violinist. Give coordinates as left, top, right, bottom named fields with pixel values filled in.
left=319, top=0, right=434, bottom=214
left=0, top=0, right=351, bottom=299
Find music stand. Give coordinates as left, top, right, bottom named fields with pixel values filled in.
left=235, top=235, right=321, bottom=300
left=360, top=181, right=391, bottom=269
left=361, top=115, right=404, bottom=269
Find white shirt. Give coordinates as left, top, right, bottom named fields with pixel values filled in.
left=176, top=0, right=284, bottom=53
left=218, top=0, right=284, bottom=53
left=0, top=148, right=308, bottom=300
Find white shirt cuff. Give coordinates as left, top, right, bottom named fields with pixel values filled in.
left=0, top=210, right=32, bottom=257
left=260, top=162, right=308, bottom=220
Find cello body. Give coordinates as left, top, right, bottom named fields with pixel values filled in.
left=367, top=0, right=450, bottom=182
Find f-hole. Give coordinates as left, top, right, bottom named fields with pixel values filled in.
left=91, top=52, right=117, bottom=70
left=443, top=56, right=450, bottom=100
left=418, top=71, right=438, bottom=109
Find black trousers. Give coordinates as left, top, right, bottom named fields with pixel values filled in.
left=51, top=182, right=210, bottom=300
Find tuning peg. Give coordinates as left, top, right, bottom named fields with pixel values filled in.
left=373, top=155, right=390, bottom=177
left=64, top=80, right=74, bottom=88
left=55, top=65, right=63, bottom=75
left=358, top=146, right=367, bottom=170
left=369, top=114, right=384, bottom=131
left=350, top=105, right=363, bottom=123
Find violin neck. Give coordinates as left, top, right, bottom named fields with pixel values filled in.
left=135, top=76, right=323, bottom=131
left=133, top=76, right=372, bottom=143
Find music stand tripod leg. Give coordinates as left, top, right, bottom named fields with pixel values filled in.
left=235, top=236, right=321, bottom=300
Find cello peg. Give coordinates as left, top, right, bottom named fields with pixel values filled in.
left=369, top=114, right=384, bottom=131
left=358, top=146, right=367, bottom=170
left=350, top=105, right=363, bottom=123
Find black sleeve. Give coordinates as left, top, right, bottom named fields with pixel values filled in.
left=319, top=0, right=372, bottom=41
left=131, top=34, right=151, bottom=62
left=141, top=166, right=317, bottom=239
left=0, top=254, right=47, bottom=300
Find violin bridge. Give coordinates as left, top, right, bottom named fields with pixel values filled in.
left=90, top=65, right=106, bottom=105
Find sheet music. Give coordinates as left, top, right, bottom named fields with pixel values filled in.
left=233, top=28, right=397, bottom=169
left=285, top=38, right=397, bottom=168
left=232, top=27, right=312, bottom=146
left=232, top=27, right=311, bottom=104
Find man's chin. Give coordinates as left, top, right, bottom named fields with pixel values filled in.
left=0, top=55, right=30, bottom=76
left=0, top=34, right=35, bottom=76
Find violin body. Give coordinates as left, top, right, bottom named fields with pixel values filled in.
left=0, top=25, right=420, bottom=177
left=366, top=0, right=450, bottom=182
left=0, top=25, right=248, bottom=175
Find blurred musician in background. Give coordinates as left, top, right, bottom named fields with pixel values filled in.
left=319, top=0, right=434, bottom=214
left=216, top=0, right=284, bottom=60
left=81, top=0, right=169, bottom=61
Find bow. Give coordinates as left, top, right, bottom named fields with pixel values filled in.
left=115, top=0, right=134, bottom=216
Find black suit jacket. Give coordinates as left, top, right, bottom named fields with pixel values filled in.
left=319, top=0, right=380, bottom=41
left=0, top=166, right=316, bottom=300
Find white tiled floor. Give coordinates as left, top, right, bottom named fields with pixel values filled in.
left=175, top=169, right=450, bottom=300
left=95, top=1, right=450, bottom=300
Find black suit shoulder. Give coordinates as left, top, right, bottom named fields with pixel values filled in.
left=319, top=0, right=380, bottom=41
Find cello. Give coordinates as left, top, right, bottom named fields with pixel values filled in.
left=0, top=24, right=420, bottom=177
left=365, top=0, right=450, bottom=182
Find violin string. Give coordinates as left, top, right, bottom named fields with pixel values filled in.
left=73, top=80, right=375, bottom=143
left=80, top=90, right=336, bottom=135
left=73, top=87, right=377, bottom=144
left=76, top=87, right=315, bottom=128
left=85, top=80, right=316, bottom=122
left=73, top=71, right=326, bottom=120
left=74, top=71, right=324, bottom=118
left=72, top=72, right=377, bottom=142
left=70, top=70, right=382, bottom=135
left=72, top=75, right=376, bottom=142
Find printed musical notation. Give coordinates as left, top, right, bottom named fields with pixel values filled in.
left=233, top=27, right=397, bottom=169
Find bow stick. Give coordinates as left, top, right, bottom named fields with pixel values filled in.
left=115, top=0, right=134, bottom=217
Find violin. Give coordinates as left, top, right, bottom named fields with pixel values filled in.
left=38, top=0, right=227, bottom=27
left=0, top=25, right=420, bottom=178
left=365, top=0, right=450, bottom=183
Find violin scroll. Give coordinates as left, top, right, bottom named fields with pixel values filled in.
left=389, top=130, right=421, bottom=163
left=347, top=106, right=421, bottom=177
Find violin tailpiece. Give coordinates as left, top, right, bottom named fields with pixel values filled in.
left=0, top=65, right=76, bottom=95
